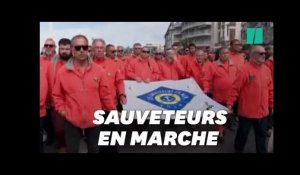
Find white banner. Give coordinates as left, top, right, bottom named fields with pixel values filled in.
left=123, top=78, right=228, bottom=114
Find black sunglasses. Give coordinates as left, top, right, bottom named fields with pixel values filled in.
left=142, top=50, right=150, bottom=53
left=44, top=44, right=54, bottom=48
left=74, top=45, right=89, bottom=51
left=155, top=53, right=163, bottom=55
left=257, top=52, right=266, bottom=56
left=117, top=50, right=123, bottom=52
left=110, top=50, right=116, bottom=53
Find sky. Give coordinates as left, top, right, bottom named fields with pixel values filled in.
left=40, top=22, right=170, bottom=52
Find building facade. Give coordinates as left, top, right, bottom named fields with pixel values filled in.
left=165, top=22, right=243, bottom=51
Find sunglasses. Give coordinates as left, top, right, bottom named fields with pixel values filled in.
left=142, top=50, right=150, bottom=53
left=74, top=45, right=89, bottom=51
left=155, top=53, right=163, bottom=55
left=110, top=50, right=116, bottom=53
left=257, top=52, right=266, bottom=56
left=44, top=44, right=54, bottom=48
left=134, top=48, right=142, bottom=50
left=117, top=50, right=123, bottom=52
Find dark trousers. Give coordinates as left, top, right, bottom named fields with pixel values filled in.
left=98, top=123, right=118, bottom=153
left=64, top=120, right=100, bottom=153
left=44, top=108, right=55, bottom=144
left=40, top=117, right=46, bottom=153
left=234, top=116, right=268, bottom=153
left=51, top=109, right=65, bottom=148
left=267, top=108, right=273, bottom=129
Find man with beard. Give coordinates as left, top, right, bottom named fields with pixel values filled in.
left=52, top=38, right=73, bottom=78
left=50, top=38, right=72, bottom=153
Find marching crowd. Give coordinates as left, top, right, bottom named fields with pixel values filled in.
left=40, top=34, right=273, bottom=153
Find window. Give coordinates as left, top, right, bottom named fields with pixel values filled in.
left=229, top=29, right=236, bottom=40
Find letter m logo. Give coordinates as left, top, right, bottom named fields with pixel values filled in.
left=246, top=28, right=263, bottom=44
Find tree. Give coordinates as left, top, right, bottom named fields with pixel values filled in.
left=124, top=46, right=132, bottom=55
left=180, top=38, right=192, bottom=49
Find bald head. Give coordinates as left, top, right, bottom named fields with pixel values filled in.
left=165, top=49, right=176, bottom=62
left=250, top=45, right=266, bottom=64
left=195, top=50, right=205, bottom=64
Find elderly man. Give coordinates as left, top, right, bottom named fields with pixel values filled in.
left=126, top=46, right=161, bottom=83
left=186, top=49, right=213, bottom=91
left=160, top=49, right=185, bottom=80
left=204, top=47, right=238, bottom=143
left=227, top=45, right=273, bottom=153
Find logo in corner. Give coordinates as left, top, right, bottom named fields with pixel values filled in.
left=137, top=86, right=195, bottom=110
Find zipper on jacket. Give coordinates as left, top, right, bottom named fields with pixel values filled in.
left=259, top=68, right=262, bottom=116
left=81, top=78, right=86, bottom=128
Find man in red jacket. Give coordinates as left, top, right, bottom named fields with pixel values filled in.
left=264, top=45, right=274, bottom=137
left=41, top=38, right=57, bottom=145
left=52, top=34, right=115, bottom=153
left=227, top=45, right=273, bottom=153
left=40, top=58, right=52, bottom=153
left=204, top=47, right=238, bottom=143
left=50, top=38, right=72, bottom=153
left=126, top=46, right=161, bottom=83
left=160, top=49, right=185, bottom=80
left=228, top=39, right=245, bottom=69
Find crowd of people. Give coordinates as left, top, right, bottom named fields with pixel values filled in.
left=40, top=34, right=273, bottom=153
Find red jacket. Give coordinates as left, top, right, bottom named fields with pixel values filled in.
left=160, top=60, right=185, bottom=80
left=180, top=55, right=195, bottom=71
left=93, top=58, right=126, bottom=107
left=186, top=59, right=213, bottom=91
left=229, top=51, right=245, bottom=69
left=117, top=56, right=127, bottom=75
left=154, top=58, right=165, bottom=79
left=126, top=54, right=139, bottom=64
left=206, top=59, right=238, bottom=103
left=264, top=57, right=273, bottom=80
left=40, top=59, right=52, bottom=117
left=227, top=59, right=273, bottom=118
left=126, top=57, right=161, bottom=82
left=52, top=58, right=115, bottom=129
left=48, top=56, right=68, bottom=107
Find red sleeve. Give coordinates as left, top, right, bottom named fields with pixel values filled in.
left=185, top=61, right=192, bottom=78
left=227, top=67, right=247, bottom=107
left=99, top=71, right=116, bottom=110
left=174, top=60, right=186, bottom=79
left=203, top=63, right=216, bottom=93
left=115, top=67, right=126, bottom=97
left=52, top=70, right=66, bottom=113
left=126, top=61, right=138, bottom=80
left=150, top=60, right=162, bottom=81
left=46, top=62, right=54, bottom=106
left=268, top=70, right=274, bottom=109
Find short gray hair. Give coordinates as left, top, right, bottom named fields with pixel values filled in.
left=92, top=38, right=106, bottom=46
left=71, top=34, right=89, bottom=46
